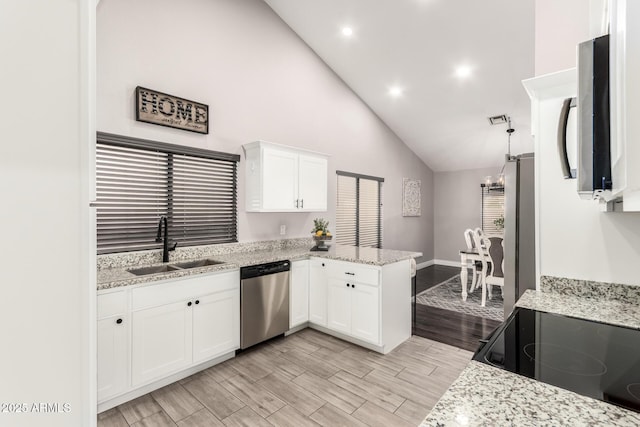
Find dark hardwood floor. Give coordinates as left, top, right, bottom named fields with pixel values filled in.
left=412, top=265, right=502, bottom=352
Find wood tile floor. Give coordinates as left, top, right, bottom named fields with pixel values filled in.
left=98, top=328, right=472, bottom=427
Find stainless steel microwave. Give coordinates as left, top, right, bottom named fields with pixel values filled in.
left=558, top=34, right=611, bottom=200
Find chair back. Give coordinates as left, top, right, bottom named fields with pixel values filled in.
left=486, top=236, right=504, bottom=278
left=463, top=228, right=475, bottom=251
left=473, top=233, right=504, bottom=279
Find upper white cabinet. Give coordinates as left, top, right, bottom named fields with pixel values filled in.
left=610, top=0, right=640, bottom=210
left=244, top=141, right=328, bottom=212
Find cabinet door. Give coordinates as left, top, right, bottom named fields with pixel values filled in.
left=350, top=282, right=380, bottom=345
left=97, top=315, right=128, bottom=402
left=298, top=154, right=328, bottom=211
left=290, top=260, right=309, bottom=328
left=326, top=277, right=352, bottom=335
left=308, top=259, right=328, bottom=326
left=262, top=147, right=299, bottom=210
left=192, top=289, right=240, bottom=363
left=131, top=301, right=193, bottom=386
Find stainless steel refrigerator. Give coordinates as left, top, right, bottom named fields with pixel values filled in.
left=503, top=153, right=536, bottom=318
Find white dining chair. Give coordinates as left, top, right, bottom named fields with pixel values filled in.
left=473, top=233, right=504, bottom=307
left=463, top=228, right=482, bottom=293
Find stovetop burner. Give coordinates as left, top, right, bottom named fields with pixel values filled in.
left=522, top=343, right=608, bottom=377
left=474, top=308, right=640, bottom=414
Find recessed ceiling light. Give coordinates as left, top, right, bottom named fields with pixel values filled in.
left=341, top=27, right=354, bottom=37
left=389, top=86, right=403, bottom=97
left=455, top=65, right=472, bottom=79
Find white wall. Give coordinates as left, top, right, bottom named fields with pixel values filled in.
left=0, top=1, right=93, bottom=426
left=535, top=0, right=608, bottom=76
left=97, top=0, right=434, bottom=262
left=433, top=167, right=501, bottom=263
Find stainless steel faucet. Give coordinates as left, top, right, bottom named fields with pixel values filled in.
left=156, top=215, right=177, bottom=262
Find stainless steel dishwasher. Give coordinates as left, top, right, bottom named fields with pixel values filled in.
left=240, top=260, right=290, bottom=349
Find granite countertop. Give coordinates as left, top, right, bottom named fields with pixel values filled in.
left=421, top=278, right=640, bottom=427
left=97, top=244, right=421, bottom=291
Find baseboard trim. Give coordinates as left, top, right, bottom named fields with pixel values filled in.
left=416, top=260, right=435, bottom=270
left=433, top=259, right=462, bottom=268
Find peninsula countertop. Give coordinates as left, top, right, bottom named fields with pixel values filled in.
left=420, top=277, right=640, bottom=427
left=97, top=242, right=421, bottom=291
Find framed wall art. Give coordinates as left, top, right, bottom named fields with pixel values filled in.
left=402, top=178, right=421, bottom=217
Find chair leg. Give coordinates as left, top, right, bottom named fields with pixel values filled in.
left=488, top=284, right=493, bottom=300
left=470, top=268, right=477, bottom=292
left=481, top=277, right=487, bottom=307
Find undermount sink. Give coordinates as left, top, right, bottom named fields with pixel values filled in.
left=127, top=264, right=182, bottom=276
left=171, top=259, right=225, bottom=269
left=127, top=258, right=225, bottom=276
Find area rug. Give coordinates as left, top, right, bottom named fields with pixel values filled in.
left=415, top=275, right=504, bottom=322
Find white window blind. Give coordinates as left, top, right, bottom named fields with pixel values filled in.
left=96, top=132, right=239, bottom=254
left=336, top=171, right=383, bottom=248
left=481, top=184, right=504, bottom=234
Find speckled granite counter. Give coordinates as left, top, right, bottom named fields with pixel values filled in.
left=421, top=276, right=640, bottom=426
left=421, top=361, right=640, bottom=427
left=97, top=239, right=421, bottom=290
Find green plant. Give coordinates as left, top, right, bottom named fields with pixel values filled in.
left=311, top=218, right=331, bottom=235
left=494, top=215, right=504, bottom=230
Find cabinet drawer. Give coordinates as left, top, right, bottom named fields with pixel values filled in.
left=98, top=290, right=127, bottom=319
left=326, top=261, right=380, bottom=286
left=132, top=270, right=239, bottom=311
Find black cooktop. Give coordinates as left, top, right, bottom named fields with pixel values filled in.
left=474, top=307, right=640, bottom=413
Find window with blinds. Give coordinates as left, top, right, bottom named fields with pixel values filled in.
left=481, top=184, right=505, bottom=234
left=336, top=171, right=383, bottom=248
left=96, top=132, right=239, bottom=254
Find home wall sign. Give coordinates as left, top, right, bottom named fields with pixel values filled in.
left=135, top=86, right=208, bottom=134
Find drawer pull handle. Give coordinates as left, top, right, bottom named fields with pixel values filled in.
left=345, top=272, right=355, bottom=276
left=187, top=301, right=192, bottom=307
left=116, top=318, right=123, bottom=325
left=195, top=300, right=200, bottom=305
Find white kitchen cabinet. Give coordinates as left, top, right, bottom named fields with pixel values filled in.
left=325, top=264, right=380, bottom=345
left=244, top=141, right=328, bottom=212
left=130, top=272, right=239, bottom=386
left=97, top=291, right=128, bottom=402
left=131, top=300, right=193, bottom=386
left=297, top=154, right=328, bottom=211
left=350, top=282, right=380, bottom=344
left=309, top=257, right=410, bottom=354
left=610, top=0, right=640, bottom=210
left=192, top=288, right=239, bottom=363
left=290, top=260, right=309, bottom=328
left=98, top=270, right=240, bottom=412
left=308, top=258, right=328, bottom=326
left=326, top=277, right=352, bottom=334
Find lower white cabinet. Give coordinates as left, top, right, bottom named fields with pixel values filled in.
left=97, top=269, right=240, bottom=409
left=326, top=270, right=380, bottom=345
left=308, top=258, right=328, bottom=326
left=290, top=260, right=309, bottom=328
left=192, top=289, right=239, bottom=363
left=350, top=281, right=380, bottom=344
left=131, top=300, right=193, bottom=386
left=309, top=257, right=410, bottom=354
left=326, top=278, right=352, bottom=334
left=97, top=291, right=128, bottom=402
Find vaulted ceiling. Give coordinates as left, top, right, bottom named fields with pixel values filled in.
left=264, top=0, right=536, bottom=172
